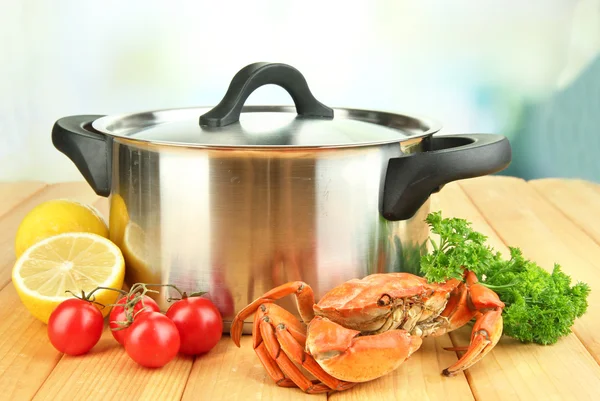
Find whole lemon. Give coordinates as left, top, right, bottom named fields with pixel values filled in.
left=15, top=199, right=109, bottom=258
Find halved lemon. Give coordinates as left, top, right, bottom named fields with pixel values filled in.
left=12, top=232, right=125, bottom=324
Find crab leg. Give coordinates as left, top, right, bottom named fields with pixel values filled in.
left=251, top=304, right=297, bottom=388
left=254, top=303, right=345, bottom=393
left=275, top=322, right=357, bottom=392
left=254, top=342, right=296, bottom=388
left=231, top=281, right=316, bottom=346
left=260, top=320, right=329, bottom=393
left=253, top=303, right=307, bottom=349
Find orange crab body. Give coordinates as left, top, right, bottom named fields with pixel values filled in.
left=231, top=271, right=504, bottom=394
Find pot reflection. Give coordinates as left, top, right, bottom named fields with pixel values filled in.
left=109, top=139, right=430, bottom=332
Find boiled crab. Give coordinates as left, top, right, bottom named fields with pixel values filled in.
left=230, top=271, right=504, bottom=394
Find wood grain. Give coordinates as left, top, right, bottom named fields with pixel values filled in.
left=0, top=284, right=63, bottom=401
left=529, top=178, right=600, bottom=246
left=32, top=329, right=194, bottom=401
left=0, top=182, right=102, bottom=290
left=0, top=181, right=47, bottom=218
left=459, top=176, right=600, bottom=363
left=182, top=336, right=324, bottom=401
left=439, top=182, right=600, bottom=400
left=451, top=323, right=600, bottom=401
left=450, top=177, right=600, bottom=399
left=329, top=336, right=474, bottom=401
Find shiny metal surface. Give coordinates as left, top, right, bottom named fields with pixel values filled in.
left=109, top=136, right=431, bottom=333
left=92, top=106, right=440, bottom=148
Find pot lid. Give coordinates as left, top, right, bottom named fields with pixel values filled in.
left=92, top=63, right=440, bottom=148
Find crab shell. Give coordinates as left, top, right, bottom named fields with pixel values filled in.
left=303, top=273, right=460, bottom=382
left=313, top=273, right=459, bottom=332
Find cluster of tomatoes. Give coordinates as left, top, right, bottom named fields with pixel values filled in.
left=47, top=284, right=223, bottom=368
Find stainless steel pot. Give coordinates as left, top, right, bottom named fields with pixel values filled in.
left=52, top=62, right=511, bottom=333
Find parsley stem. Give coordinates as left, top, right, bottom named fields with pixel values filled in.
left=480, top=282, right=517, bottom=290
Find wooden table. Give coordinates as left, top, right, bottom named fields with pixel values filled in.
left=1, top=176, right=600, bottom=400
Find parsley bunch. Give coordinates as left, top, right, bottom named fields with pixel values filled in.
left=420, top=212, right=500, bottom=282
left=420, top=211, right=591, bottom=345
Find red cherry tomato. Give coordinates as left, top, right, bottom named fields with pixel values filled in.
left=48, top=298, right=104, bottom=356
left=124, top=311, right=180, bottom=368
left=109, top=295, right=160, bottom=345
left=166, top=297, right=223, bottom=355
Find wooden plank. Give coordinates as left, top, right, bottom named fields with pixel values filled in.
left=459, top=176, right=600, bottom=362
left=32, top=328, right=193, bottom=401
left=449, top=177, right=600, bottom=399
left=0, top=181, right=107, bottom=399
left=450, top=322, right=599, bottom=401
left=529, top=178, right=600, bottom=246
left=182, top=336, right=323, bottom=401
left=328, top=336, right=474, bottom=401
left=0, top=284, right=63, bottom=401
left=0, top=181, right=102, bottom=290
left=0, top=181, right=47, bottom=218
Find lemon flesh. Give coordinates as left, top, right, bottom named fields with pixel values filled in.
left=121, top=221, right=162, bottom=286
left=12, top=232, right=125, bottom=324
left=15, top=199, right=109, bottom=258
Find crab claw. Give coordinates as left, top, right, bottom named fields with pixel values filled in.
left=442, top=273, right=505, bottom=376
left=443, top=308, right=503, bottom=376
left=306, top=316, right=423, bottom=383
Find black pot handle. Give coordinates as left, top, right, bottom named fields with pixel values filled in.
left=52, top=115, right=112, bottom=197
left=199, top=62, right=334, bottom=127
left=382, top=134, right=511, bottom=221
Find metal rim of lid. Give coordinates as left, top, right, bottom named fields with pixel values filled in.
left=91, top=105, right=442, bottom=149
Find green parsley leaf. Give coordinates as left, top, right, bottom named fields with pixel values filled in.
left=419, top=212, right=591, bottom=345
left=420, top=211, right=498, bottom=282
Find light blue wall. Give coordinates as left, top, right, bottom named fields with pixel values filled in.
left=1, top=0, right=597, bottom=182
